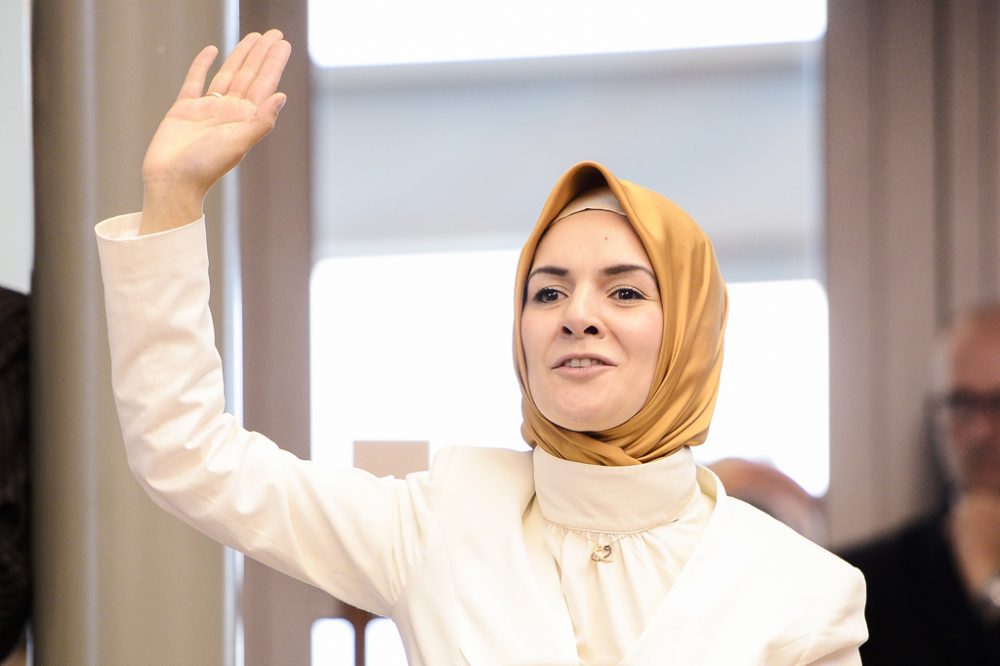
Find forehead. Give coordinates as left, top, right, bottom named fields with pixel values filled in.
left=949, top=322, right=1000, bottom=389
left=531, top=210, right=651, bottom=267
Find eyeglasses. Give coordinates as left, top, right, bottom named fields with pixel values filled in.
left=934, top=390, right=1000, bottom=428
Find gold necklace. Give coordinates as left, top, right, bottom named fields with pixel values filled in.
left=586, top=532, right=629, bottom=563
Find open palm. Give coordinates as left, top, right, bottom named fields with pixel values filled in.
left=142, top=30, right=290, bottom=232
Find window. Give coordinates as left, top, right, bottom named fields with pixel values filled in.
left=0, top=0, right=33, bottom=293
left=309, top=0, right=826, bottom=67
left=311, top=250, right=523, bottom=468
left=311, top=618, right=406, bottom=666
left=312, top=257, right=829, bottom=494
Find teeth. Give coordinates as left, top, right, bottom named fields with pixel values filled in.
left=566, top=358, right=604, bottom=368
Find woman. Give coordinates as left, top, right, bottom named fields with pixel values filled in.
left=96, top=30, right=866, bottom=664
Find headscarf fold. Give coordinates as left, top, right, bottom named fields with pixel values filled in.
left=513, top=161, right=728, bottom=466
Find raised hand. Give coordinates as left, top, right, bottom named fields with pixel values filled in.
left=140, top=29, right=291, bottom=234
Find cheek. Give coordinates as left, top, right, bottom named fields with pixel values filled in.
left=520, top=312, right=546, bottom=375
left=629, top=311, right=664, bottom=366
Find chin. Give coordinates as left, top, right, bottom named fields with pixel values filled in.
left=532, top=383, right=644, bottom=432
left=557, top=419, right=613, bottom=433
left=966, top=476, right=1000, bottom=496
left=542, top=405, right=630, bottom=433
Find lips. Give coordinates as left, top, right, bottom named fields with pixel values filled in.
left=563, top=358, right=607, bottom=368
left=552, top=354, right=616, bottom=369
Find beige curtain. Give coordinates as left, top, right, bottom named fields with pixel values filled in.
left=31, top=2, right=235, bottom=663
left=235, top=2, right=343, bottom=665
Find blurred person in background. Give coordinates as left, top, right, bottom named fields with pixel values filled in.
left=708, top=458, right=827, bottom=545
left=0, top=287, right=29, bottom=666
left=842, top=303, right=1000, bottom=665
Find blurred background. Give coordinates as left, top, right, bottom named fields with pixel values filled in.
left=6, top=0, right=999, bottom=663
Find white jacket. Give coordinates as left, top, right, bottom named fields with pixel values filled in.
left=96, top=213, right=867, bottom=665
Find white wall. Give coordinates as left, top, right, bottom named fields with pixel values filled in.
left=0, top=0, right=33, bottom=294
left=313, top=41, right=822, bottom=283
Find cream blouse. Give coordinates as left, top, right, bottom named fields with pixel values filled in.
left=534, top=447, right=711, bottom=664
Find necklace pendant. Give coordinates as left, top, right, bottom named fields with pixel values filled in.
left=591, top=544, right=614, bottom=563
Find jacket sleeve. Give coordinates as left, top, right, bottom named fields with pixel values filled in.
left=767, top=560, right=868, bottom=666
left=95, top=213, right=442, bottom=616
left=801, top=564, right=867, bottom=666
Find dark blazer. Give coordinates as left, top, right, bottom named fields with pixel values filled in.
left=841, top=511, right=1000, bottom=665
left=0, top=286, right=29, bottom=660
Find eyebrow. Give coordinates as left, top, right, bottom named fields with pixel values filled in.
left=527, top=263, right=656, bottom=281
left=604, top=264, right=657, bottom=281
left=527, top=266, right=569, bottom=280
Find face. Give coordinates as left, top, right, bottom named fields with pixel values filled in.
left=520, top=210, right=663, bottom=432
left=936, top=320, right=1000, bottom=495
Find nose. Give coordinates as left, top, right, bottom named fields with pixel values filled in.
left=560, top=291, right=602, bottom=338
left=946, top=399, right=1000, bottom=450
left=965, top=409, right=1000, bottom=439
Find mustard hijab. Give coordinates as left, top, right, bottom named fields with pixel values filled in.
left=513, top=161, right=728, bottom=466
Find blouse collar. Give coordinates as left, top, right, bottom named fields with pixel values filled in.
left=532, top=446, right=699, bottom=533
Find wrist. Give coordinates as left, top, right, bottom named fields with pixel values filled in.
left=141, top=183, right=205, bottom=235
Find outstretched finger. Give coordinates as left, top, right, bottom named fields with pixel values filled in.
left=206, top=32, right=263, bottom=96
left=246, top=39, right=291, bottom=106
left=228, top=92, right=288, bottom=155
left=176, top=45, right=219, bottom=101
left=228, top=28, right=285, bottom=99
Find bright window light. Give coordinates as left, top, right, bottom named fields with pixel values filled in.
left=311, top=618, right=354, bottom=666
left=309, top=0, right=827, bottom=67
left=365, top=618, right=407, bottom=665
left=695, top=280, right=829, bottom=496
left=311, top=252, right=829, bottom=495
left=310, top=250, right=524, bottom=470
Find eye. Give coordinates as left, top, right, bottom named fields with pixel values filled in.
left=532, top=287, right=563, bottom=304
left=611, top=286, right=647, bottom=301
